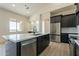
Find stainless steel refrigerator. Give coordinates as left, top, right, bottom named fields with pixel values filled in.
left=50, top=15, right=61, bottom=42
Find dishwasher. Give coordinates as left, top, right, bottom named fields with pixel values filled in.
left=21, top=38, right=36, bottom=56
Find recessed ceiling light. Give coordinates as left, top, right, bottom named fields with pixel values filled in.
left=12, top=4, right=15, bottom=7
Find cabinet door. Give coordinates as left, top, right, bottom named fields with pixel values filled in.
left=43, top=35, right=50, bottom=48
left=37, top=36, right=44, bottom=55
left=50, top=15, right=61, bottom=23
left=76, top=13, right=79, bottom=25
left=75, top=43, right=79, bottom=56
left=61, top=33, right=69, bottom=43
left=54, top=16, right=61, bottom=23
left=76, top=3, right=79, bottom=13
left=61, top=14, right=76, bottom=27
left=37, top=34, right=49, bottom=55
left=50, top=17, right=55, bottom=23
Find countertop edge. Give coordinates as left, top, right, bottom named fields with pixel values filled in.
left=2, top=33, right=49, bottom=43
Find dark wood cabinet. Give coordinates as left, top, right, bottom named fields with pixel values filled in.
left=76, top=3, right=79, bottom=25
left=76, top=12, right=79, bottom=25
left=61, top=14, right=77, bottom=27
left=76, top=3, right=79, bottom=13
left=61, top=33, right=69, bottom=43
left=50, top=17, right=55, bottom=23
left=37, top=34, right=50, bottom=55
left=50, top=15, right=62, bottom=23
left=75, top=43, right=79, bottom=56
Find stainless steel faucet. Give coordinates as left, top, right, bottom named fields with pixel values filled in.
left=33, top=26, right=37, bottom=34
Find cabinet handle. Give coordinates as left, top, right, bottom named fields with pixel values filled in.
left=21, top=39, right=36, bottom=46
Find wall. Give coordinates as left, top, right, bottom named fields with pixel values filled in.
left=29, top=14, right=41, bottom=32
left=41, top=12, right=50, bottom=33
left=0, top=8, right=30, bottom=40
left=29, top=12, right=50, bottom=33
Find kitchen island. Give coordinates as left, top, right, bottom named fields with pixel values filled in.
left=2, top=33, right=50, bottom=56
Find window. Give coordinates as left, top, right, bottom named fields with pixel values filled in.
left=9, top=19, right=22, bottom=32
left=9, top=21, right=16, bottom=32
left=17, top=22, right=22, bottom=31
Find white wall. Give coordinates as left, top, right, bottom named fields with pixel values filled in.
left=0, top=8, right=31, bottom=40
left=29, top=12, right=50, bottom=34
left=41, top=12, right=50, bottom=33
left=29, top=14, right=41, bottom=32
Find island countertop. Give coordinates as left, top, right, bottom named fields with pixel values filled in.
left=2, top=33, right=49, bottom=43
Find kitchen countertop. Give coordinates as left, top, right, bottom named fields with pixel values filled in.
left=2, top=33, right=49, bottom=43
left=61, top=32, right=78, bottom=34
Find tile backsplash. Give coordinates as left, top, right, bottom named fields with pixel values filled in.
left=62, top=27, right=77, bottom=33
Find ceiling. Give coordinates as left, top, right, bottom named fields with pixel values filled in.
left=0, top=3, right=74, bottom=17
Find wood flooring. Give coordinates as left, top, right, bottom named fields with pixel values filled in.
left=40, top=42, right=70, bottom=56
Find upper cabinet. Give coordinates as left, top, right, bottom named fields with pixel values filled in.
left=76, top=3, right=79, bottom=25
left=76, top=3, right=79, bottom=13
left=50, top=15, right=62, bottom=23
left=61, top=14, right=77, bottom=27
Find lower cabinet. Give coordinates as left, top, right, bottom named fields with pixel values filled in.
left=75, top=43, right=79, bottom=56
left=37, top=34, right=50, bottom=55
left=61, top=33, right=69, bottom=43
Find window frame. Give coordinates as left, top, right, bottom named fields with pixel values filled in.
left=9, top=19, right=22, bottom=32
